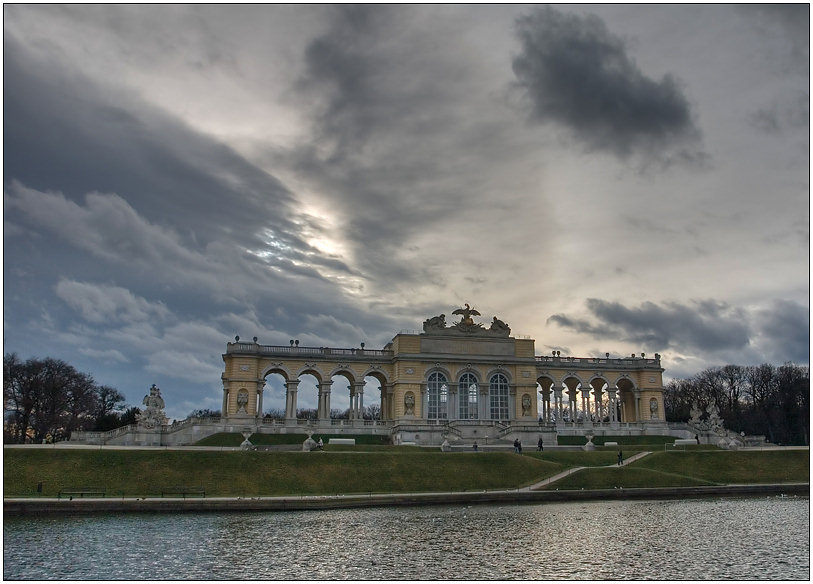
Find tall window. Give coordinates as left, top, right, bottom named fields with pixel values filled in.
left=428, top=372, right=448, bottom=420
left=458, top=373, right=479, bottom=419
left=489, top=373, right=509, bottom=420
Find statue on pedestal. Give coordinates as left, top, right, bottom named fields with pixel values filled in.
left=137, top=384, right=168, bottom=429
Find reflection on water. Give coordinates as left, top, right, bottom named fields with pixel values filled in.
left=4, top=497, right=809, bottom=580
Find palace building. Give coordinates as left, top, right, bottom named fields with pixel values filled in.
left=218, top=304, right=667, bottom=446
left=72, top=304, right=670, bottom=447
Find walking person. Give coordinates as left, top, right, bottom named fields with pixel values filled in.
left=617, top=449, right=623, bottom=466
left=537, top=437, right=543, bottom=452
left=513, top=438, right=519, bottom=453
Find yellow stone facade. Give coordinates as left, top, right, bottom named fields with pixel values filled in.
left=220, top=306, right=666, bottom=428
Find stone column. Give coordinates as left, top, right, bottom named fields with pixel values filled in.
left=222, top=383, right=230, bottom=416
left=581, top=387, right=592, bottom=426
left=568, top=388, right=578, bottom=426
left=352, top=382, right=365, bottom=421
left=593, top=387, right=603, bottom=423
left=509, top=385, right=517, bottom=421
left=553, top=388, right=563, bottom=425
left=285, top=379, right=300, bottom=421
left=317, top=380, right=333, bottom=420
left=606, top=388, right=618, bottom=426
left=448, top=383, right=458, bottom=421
left=634, top=390, right=641, bottom=422
left=420, top=384, right=428, bottom=419
left=256, top=380, right=265, bottom=419
left=480, top=385, right=489, bottom=420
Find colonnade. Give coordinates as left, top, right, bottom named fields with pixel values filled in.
left=538, top=383, right=629, bottom=424
left=219, top=376, right=391, bottom=422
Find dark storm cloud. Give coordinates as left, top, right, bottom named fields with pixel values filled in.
left=756, top=299, right=810, bottom=364
left=290, top=5, right=498, bottom=288
left=2, top=35, right=356, bottom=279
left=548, top=298, right=752, bottom=353
left=511, top=6, right=705, bottom=168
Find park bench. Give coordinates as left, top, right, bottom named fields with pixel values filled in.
left=328, top=438, right=355, bottom=445
left=58, top=487, right=105, bottom=499
left=161, top=486, right=206, bottom=498
left=604, top=442, right=618, bottom=447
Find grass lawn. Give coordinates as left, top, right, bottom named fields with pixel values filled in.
left=4, top=448, right=807, bottom=498
left=3, top=449, right=566, bottom=498
left=543, top=449, right=809, bottom=490
left=634, top=450, right=809, bottom=484
left=545, top=467, right=716, bottom=490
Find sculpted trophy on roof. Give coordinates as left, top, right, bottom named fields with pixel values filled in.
left=422, top=303, right=511, bottom=337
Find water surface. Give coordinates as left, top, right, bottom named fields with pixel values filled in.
left=4, top=496, right=808, bottom=580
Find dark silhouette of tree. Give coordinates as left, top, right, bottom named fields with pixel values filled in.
left=4, top=353, right=132, bottom=442
left=665, top=362, right=809, bottom=445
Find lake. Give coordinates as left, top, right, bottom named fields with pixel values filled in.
left=4, top=496, right=809, bottom=580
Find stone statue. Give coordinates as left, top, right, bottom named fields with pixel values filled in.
left=404, top=392, right=415, bottom=415
left=452, top=303, right=481, bottom=326
left=137, top=384, right=168, bottom=429
left=423, top=314, right=446, bottom=332
left=489, top=316, right=511, bottom=336
left=689, top=402, right=703, bottom=427
left=521, top=394, right=531, bottom=416
left=236, top=390, right=249, bottom=414
left=649, top=397, right=659, bottom=420
left=706, top=403, right=724, bottom=434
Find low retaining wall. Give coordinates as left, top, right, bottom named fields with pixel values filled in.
left=6, top=483, right=807, bottom=517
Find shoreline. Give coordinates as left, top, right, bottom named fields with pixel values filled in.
left=5, top=483, right=808, bottom=516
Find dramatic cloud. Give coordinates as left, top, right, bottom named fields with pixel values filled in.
left=511, top=6, right=705, bottom=167
left=2, top=6, right=807, bottom=418
left=548, top=298, right=751, bottom=354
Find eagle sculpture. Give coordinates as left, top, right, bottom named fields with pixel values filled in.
left=452, top=303, right=481, bottom=326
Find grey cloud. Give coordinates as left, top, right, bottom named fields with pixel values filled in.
left=2, top=35, right=351, bottom=277
left=756, top=299, right=810, bottom=364
left=55, top=279, right=170, bottom=324
left=738, top=4, right=809, bottom=74
left=549, top=298, right=752, bottom=353
left=511, top=6, right=706, bottom=168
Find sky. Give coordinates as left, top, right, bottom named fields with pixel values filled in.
left=3, top=4, right=809, bottom=421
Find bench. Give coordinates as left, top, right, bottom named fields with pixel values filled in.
left=58, top=488, right=105, bottom=499
left=604, top=442, right=618, bottom=447
left=328, top=438, right=356, bottom=445
left=161, top=486, right=206, bottom=498
left=674, top=439, right=697, bottom=446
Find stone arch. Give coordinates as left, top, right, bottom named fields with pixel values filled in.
left=297, top=366, right=325, bottom=384
left=615, top=376, right=637, bottom=422
left=260, top=363, right=293, bottom=381
left=328, top=366, right=358, bottom=385
left=423, top=364, right=453, bottom=380
left=485, top=367, right=512, bottom=383
left=537, top=375, right=556, bottom=423
left=361, top=367, right=390, bottom=385
left=588, top=376, right=611, bottom=423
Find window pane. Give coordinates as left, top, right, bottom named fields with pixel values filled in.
left=489, top=373, right=509, bottom=420
left=458, top=373, right=478, bottom=419
left=428, top=372, right=448, bottom=420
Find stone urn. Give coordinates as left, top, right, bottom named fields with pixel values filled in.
left=582, top=434, right=595, bottom=451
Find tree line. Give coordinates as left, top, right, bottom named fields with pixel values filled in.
left=3, top=353, right=137, bottom=443
left=663, top=362, right=809, bottom=445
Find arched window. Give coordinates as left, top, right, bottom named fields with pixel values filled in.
left=489, top=373, right=509, bottom=420
left=458, top=373, right=478, bottom=419
left=427, top=372, right=448, bottom=420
